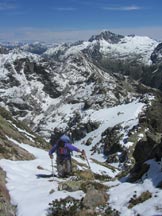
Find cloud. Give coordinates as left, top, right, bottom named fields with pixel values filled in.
left=102, top=5, right=141, bottom=11
left=0, top=1, right=17, bottom=10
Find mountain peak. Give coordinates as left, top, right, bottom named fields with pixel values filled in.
left=88, top=30, right=124, bottom=43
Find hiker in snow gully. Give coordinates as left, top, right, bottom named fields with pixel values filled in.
left=49, top=134, right=85, bottom=178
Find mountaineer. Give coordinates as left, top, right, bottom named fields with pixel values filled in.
left=49, top=134, right=85, bottom=178
left=49, top=128, right=63, bottom=147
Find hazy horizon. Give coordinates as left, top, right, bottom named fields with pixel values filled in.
left=0, top=0, right=162, bottom=43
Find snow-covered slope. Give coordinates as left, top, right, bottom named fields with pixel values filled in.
left=44, top=31, right=159, bottom=65
left=98, top=35, right=158, bottom=64
left=1, top=139, right=162, bottom=216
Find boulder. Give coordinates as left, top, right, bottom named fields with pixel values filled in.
left=82, top=189, right=108, bottom=209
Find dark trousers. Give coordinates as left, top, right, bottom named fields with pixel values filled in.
left=56, top=157, right=72, bottom=177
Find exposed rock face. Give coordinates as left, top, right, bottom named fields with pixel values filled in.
left=82, top=189, right=108, bottom=209
left=13, top=58, right=62, bottom=98
left=146, top=98, right=162, bottom=133
left=0, top=168, right=16, bottom=216
left=135, top=96, right=162, bottom=163
left=102, top=125, right=123, bottom=156
left=126, top=95, right=162, bottom=181
left=89, top=31, right=124, bottom=43
left=139, top=64, right=162, bottom=91
left=133, top=132, right=162, bottom=164
left=151, top=43, right=162, bottom=64
left=69, top=119, right=100, bottom=141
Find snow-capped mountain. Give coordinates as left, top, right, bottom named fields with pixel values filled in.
left=44, top=30, right=158, bottom=65
left=21, top=42, right=56, bottom=55
left=0, top=42, right=144, bottom=136
left=1, top=30, right=162, bottom=216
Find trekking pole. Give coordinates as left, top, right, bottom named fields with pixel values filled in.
left=84, top=153, right=95, bottom=179
left=84, top=153, right=91, bottom=170
left=51, top=158, right=55, bottom=181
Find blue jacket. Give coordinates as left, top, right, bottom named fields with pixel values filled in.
left=49, top=143, right=79, bottom=155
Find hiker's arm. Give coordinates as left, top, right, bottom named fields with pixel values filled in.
left=48, top=145, right=57, bottom=158
left=66, top=143, right=80, bottom=152
left=66, top=144, right=85, bottom=155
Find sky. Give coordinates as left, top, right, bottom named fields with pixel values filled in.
left=0, top=0, right=162, bottom=43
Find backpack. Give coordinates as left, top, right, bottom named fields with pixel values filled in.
left=59, top=134, right=71, bottom=143
left=50, top=132, right=62, bottom=146
left=56, top=140, right=70, bottom=157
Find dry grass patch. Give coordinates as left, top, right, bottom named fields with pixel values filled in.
left=128, top=190, right=152, bottom=208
